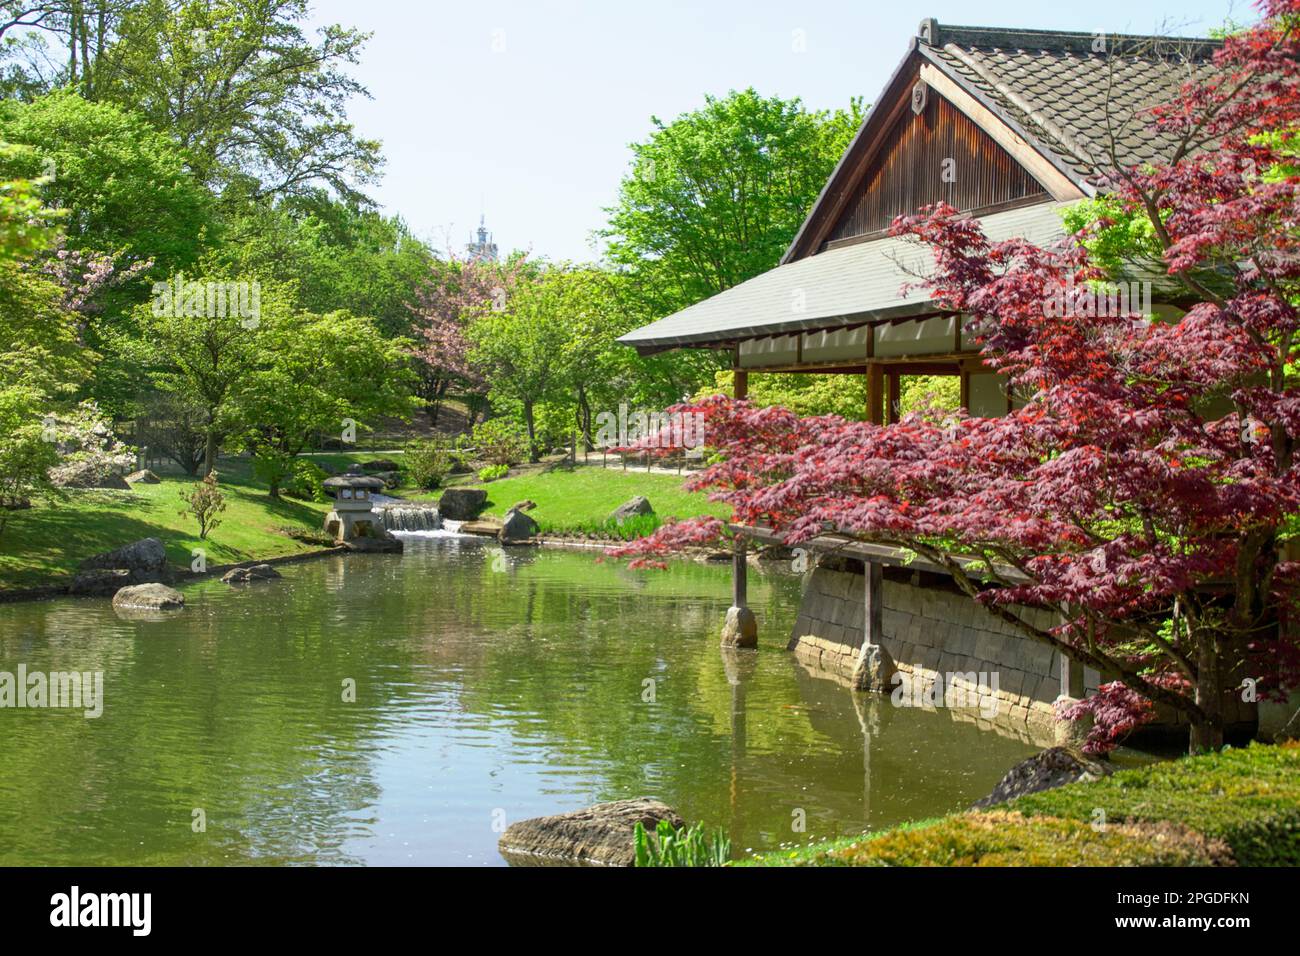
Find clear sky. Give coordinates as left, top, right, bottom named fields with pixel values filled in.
left=306, top=0, right=1254, bottom=263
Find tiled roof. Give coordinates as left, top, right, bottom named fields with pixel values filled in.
left=617, top=202, right=1070, bottom=354
left=920, top=23, right=1222, bottom=189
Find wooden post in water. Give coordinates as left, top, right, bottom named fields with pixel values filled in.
left=852, top=560, right=894, bottom=691
left=721, top=534, right=757, bottom=648
left=721, top=364, right=757, bottom=648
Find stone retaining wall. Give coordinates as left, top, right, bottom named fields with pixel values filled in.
left=788, top=563, right=1098, bottom=745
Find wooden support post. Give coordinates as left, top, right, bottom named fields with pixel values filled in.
left=1060, top=651, right=1085, bottom=700
left=1054, top=610, right=1091, bottom=746
left=852, top=560, right=893, bottom=691
left=721, top=534, right=757, bottom=648
left=867, top=363, right=884, bottom=425
left=732, top=535, right=748, bottom=608
left=864, top=559, right=882, bottom=646
left=734, top=369, right=748, bottom=400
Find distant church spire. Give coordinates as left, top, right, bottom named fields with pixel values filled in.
left=467, top=213, right=498, bottom=262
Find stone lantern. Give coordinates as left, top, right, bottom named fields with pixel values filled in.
left=322, top=466, right=388, bottom=544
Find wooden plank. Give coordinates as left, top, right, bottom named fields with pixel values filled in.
left=732, top=536, right=748, bottom=607
left=917, top=63, right=1085, bottom=203
left=865, top=560, right=883, bottom=647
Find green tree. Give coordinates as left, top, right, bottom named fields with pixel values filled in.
left=0, top=90, right=214, bottom=272
left=94, top=0, right=381, bottom=200
left=233, top=309, right=418, bottom=497
left=123, top=272, right=290, bottom=475
left=602, top=88, right=864, bottom=314
left=221, top=192, right=435, bottom=338
left=467, top=269, right=576, bottom=461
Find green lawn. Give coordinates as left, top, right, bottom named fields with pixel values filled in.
left=0, top=457, right=725, bottom=590
left=0, top=461, right=332, bottom=590
left=426, top=463, right=729, bottom=533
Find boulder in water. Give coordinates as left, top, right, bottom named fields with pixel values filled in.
left=112, top=582, right=185, bottom=611
left=343, top=530, right=403, bottom=553
left=222, top=564, right=282, bottom=584
left=500, top=508, right=539, bottom=543
left=498, top=798, right=685, bottom=867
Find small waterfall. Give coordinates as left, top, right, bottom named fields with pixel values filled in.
left=376, top=505, right=443, bottom=533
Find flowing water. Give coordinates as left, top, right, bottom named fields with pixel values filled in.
left=0, top=536, right=1036, bottom=865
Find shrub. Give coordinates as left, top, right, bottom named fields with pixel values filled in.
left=804, top=811, right=1231, bottom=867
left=0, top=387, right=59, bottom=536
left=1008, top=741, right=1300, bottom=866
left=282, top=459, right=327, bottom=501
left=46, top=400, right=135, bottom=488
left=253, top=453, right=326, bottom=501
left=472, top=418, right=529, bottom=466
left=405, top=437, right=455, bottom=489
left=478, top=463, right=508, bottom=482
left=634, top=820, right=731, bottom=867
left=178, top=471, right=226, bottom=539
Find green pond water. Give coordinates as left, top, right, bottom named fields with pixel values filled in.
left=0, top=535, right=1036, bottom=865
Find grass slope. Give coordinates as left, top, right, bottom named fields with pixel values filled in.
left=431, top=464, right=728, bottom=533
left=0, top=463, right=331, bottom=590
left=741, top=742, right=1300, bottom=867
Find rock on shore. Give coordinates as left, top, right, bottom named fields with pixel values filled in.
left=498, top=798, right=684, bottom=866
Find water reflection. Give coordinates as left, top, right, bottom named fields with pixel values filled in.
left=0, top=537, right=1036, bottom=864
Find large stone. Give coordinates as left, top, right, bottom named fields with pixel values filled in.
left=720, top=605, right=758, bottom=648
left=77, top=537, right=172, bottom=585
left=459, top=518, right=503, bottom=537
left=124, top=470, right=161, bottom=484
left=221, top=563, right=283, bottom=584
left=360, top=458, right=400, bottom=473
left=511, top=499, right=538, bottom=512
left=343, top=530, right=404, bottom=553
left=498, top=798, right=685, bottom=867
left=971, top=746, right=1113, bottom=810
left=68, top=568, right=131, bottom=596
left=52, top=464, right=131, bottom=490
left=499, top=508, right=539, bottom=544
left=438, top=487, right=488, bottom=520
left=111, top=582, right=185, bottom=611
left=608, top=495, right=653, bottom=525
left=850, top=642, right=897, bottom=693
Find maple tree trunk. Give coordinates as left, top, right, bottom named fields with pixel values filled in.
left=1188, top=627, right=1225, bottom=754
left=203, top=428, right=218, bottom=477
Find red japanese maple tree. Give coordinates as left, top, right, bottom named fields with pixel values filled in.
left=614, top=1, right=1300, bottom=753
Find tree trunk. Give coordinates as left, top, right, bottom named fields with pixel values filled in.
left=578, top=388, right=594, bottom=451
left=203, top=427, right=218, bottom=477
left=523, top=401, right=538, bottom=462
left=1189, top=628, right=1225, bottom=754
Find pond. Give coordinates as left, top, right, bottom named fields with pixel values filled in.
left=0, top=536, right=1036, bottom=865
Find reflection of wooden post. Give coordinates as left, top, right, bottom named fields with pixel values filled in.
left=867, top=364, right=884, bottom=424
